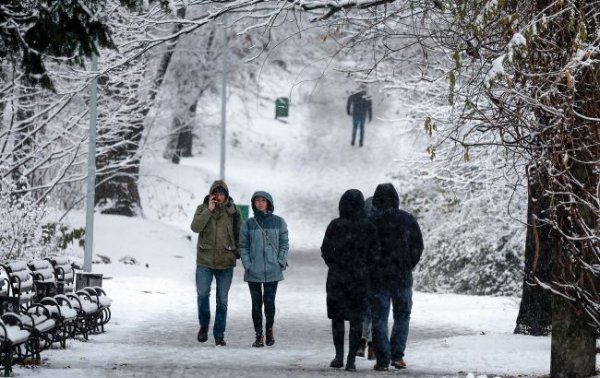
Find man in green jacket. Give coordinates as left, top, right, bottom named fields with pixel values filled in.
left=191, top=180, right=242, bottom=346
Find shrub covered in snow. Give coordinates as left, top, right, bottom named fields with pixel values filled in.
left=395, top=146, right=526, bottom=296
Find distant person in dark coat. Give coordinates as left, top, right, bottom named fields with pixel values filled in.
left=321, top=189, right=380, bottom=372
left=346, top=85, right=373, bottom=147
left=368, top=183, right=423, bottom=371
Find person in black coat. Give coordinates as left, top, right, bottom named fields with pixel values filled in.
left=321, top=189, right=380, bottom=371
left=346, top=87, right=372, bottom=147
left=368, top=183, right=423, bottom=371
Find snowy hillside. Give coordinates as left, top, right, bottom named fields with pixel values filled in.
left=139, top=64, right=418, bottom=251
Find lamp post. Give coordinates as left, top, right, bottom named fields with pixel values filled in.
left=83, top=54, right=98, bottom=272
left=219, top=14, right=227, bottom=181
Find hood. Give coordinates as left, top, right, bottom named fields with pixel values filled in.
left=338, top=189, right=365, bottom=219
left=209, top=180, right=229, bottom=199
left=372, top=183, right=399, bottom=210
left=251, top=191, right=274, bottom=213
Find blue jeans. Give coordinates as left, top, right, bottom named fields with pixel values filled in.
left=370, top=287, right=413, bottom=366
left=196, top=266, right=233, bottom=339
left=351, top=116, right=366, bottom=145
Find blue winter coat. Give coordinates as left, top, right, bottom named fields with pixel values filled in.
left=240, top=191, right=289, bottom=283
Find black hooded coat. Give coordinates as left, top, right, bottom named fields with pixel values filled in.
left=368, top=183, right=424, bottom=289
left=321, top=189, right=380, bottom=321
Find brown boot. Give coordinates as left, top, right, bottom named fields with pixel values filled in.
left=357, top=338, right=367, bottom=357
left=252, top=334, right=264, bottom=347
left=266, top=328, right=275, bottom=346
left=367, top=341, right=376, bottom=360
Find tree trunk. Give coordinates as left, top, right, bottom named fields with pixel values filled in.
left=170, top=99, right=197, bottom=163
left=165, top=27, right=216, bottom=162
left=550, top=51, right=599, bottom=377
left=551, top=296, right=596, bottom=378
left=514, top=171, right=553, bottom=336
left=95, top=6, right=187, bottom=216
left=178, top=99, right=196, bottom=158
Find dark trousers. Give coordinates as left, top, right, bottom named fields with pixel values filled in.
left=248, top=281, right=278, bottom=336
left=332, top=318, right=362, bottom=363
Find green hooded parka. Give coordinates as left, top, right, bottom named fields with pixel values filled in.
left=190, top=180, right=242, bottom=269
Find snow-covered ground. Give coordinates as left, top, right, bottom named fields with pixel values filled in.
left=17, top=70, right=565, bottom=377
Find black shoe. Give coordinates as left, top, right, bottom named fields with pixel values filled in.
left=265, top=328, right=275, bottom=346
left=351, top=141, right=355, bottom=146
left=356, top=338, right=367, bottom=357
left=197, top=326, right=208, bottom=343
left=215, top=337, right=226, bottom=346
left=373, top=363, right=389, bottom=371
left=330, top=358, right=344, bottom=368
left=252, top=335, right=264, bottom=347
left=345, top=362, right=356, bottom=372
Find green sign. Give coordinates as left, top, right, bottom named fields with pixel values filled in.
left=239, top=204, right=250, bottom=221
left=275, top=97, right=289, bottom=118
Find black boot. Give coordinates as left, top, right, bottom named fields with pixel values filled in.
left=346, top=320, right=360, bottom=371
left=345, top=360, right=356, bottom=372
left=265, top=328, right=275, bottom=346
left=214, top=337, right=226, bottom=346
left=330, top=358, right=344, bottom=368
left=197, top=326, right=208, bottom=343
left=252, top=334, right=264, bottom=347
left=331, top=319, right=345, bottom=368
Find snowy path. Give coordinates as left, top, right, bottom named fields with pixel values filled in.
left=26, top=243, right=515, bottom=378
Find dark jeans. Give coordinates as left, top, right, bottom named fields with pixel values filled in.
left=248, top=281, right=278, bottom=335
left=196, top=266, right=233, bottom=339
left=351, top=116, right=366, bottom=145
left=370, top=287, right=413, bottom=366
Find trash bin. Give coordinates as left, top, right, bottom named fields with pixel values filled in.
left=76, top=272, right=103, bottom=290
left=239, top=204, right=250, bottom=221
left=275, top=97, right=289, bottom=119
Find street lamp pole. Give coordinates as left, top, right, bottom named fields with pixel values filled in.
left=83, top=54, right=98, bottom=272
left=219, top=14, right=228, bottom=181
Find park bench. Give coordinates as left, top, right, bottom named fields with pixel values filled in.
left=27, top=260, right=81, bottom=344
left=28, top=259, right=102, bottom=340
left=45, top=257, right=112, bottom=334
left=0, top=278, right=31, bottom=377
left=0, top=261, right=57, bottom=364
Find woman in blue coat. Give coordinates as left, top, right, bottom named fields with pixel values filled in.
left=240, top=191, right=289, bottom=347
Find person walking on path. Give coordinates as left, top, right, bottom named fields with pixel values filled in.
left=346, top=85, right=373, bottom=147
left=368, top=183, right=423, bottom=371
left=357, top=196, right=376, bottom=360
left=321, top=189, right=380, bottom=372
left=191, top=180, right=242, bottom=346
left=240, top=191, right=289, bottom=348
